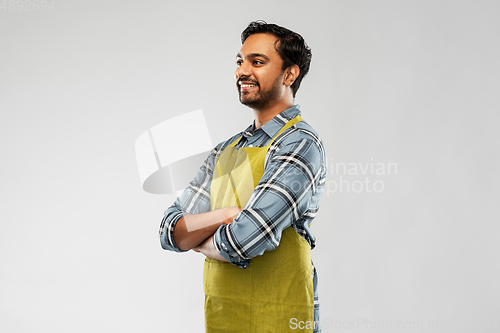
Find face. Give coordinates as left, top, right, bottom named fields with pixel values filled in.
left=235, top=33, right=286, bottom=110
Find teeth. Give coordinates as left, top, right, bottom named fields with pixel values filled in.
left=240, top=84, right=256, bottom=88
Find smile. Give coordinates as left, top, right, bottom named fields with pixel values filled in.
left=239, top=82, right=258, bottom=92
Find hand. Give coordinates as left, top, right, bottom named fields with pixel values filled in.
left=191, top=236, right=227, bottom=262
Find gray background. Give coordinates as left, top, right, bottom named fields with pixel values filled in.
left=1, top=0, right=499, bottom=332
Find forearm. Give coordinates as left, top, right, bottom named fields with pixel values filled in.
left=173, top=207, right=241, bottom=251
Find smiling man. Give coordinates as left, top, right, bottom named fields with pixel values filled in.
left=159, top=21, right=326, bottom=332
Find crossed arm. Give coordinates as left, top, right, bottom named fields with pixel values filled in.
left=160, top=135, right=325, bottom=266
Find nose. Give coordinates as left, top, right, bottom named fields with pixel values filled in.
left=235, top=60, right=251, bottom=80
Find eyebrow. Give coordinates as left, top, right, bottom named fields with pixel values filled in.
left=236, top=53, right=270, bottom=61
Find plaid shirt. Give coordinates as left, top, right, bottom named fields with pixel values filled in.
left=159, top=105, right=327, bottom=266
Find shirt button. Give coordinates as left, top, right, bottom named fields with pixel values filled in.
left=221, top=243, right=228, bottom=252
left=248, top=144, right=253, bottom=147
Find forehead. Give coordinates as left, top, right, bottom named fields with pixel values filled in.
left=238, top=33, right=280, bottom=59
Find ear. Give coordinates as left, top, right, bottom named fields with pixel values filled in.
left=284, top=64, right=300, bottom=87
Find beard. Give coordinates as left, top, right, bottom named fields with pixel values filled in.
left=238, top=75, right=283, bottom=110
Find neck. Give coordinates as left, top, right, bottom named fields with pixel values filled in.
left=253, top=98, right=294, bottom=129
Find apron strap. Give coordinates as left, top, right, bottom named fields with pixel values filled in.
left=265, top=114, right=303, bottom=147
left=227, top=136, right=242, bottom=148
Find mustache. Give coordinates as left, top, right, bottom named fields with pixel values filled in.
left=237, top=77, right=259, bottom=86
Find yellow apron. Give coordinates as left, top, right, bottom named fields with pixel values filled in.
left=204, top=115, right=315, bottom=332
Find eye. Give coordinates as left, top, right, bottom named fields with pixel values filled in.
left=236, top=59, right=243, bottom=67
left=253, top=60, right=264, bottom=65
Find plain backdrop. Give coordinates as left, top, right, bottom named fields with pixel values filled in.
left=1, top=1, right=499, bottom=332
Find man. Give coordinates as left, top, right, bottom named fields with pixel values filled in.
left=160, top=21, right=326, bottom=332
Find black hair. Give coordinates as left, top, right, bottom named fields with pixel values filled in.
left=241, top=20, right=312, bottom=98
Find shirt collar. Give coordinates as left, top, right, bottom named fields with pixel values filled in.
left=242, top=104, right=302, bottom=139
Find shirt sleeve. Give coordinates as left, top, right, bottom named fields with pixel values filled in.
left=159, top=146, right=218, bottom=252
left=213, top=137, right=325, bottom=268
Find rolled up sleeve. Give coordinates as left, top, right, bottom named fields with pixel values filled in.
left=159, top=202, right=188, bottom=252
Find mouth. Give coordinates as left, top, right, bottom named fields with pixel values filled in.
left=238, top=81, right=258, bottom=93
